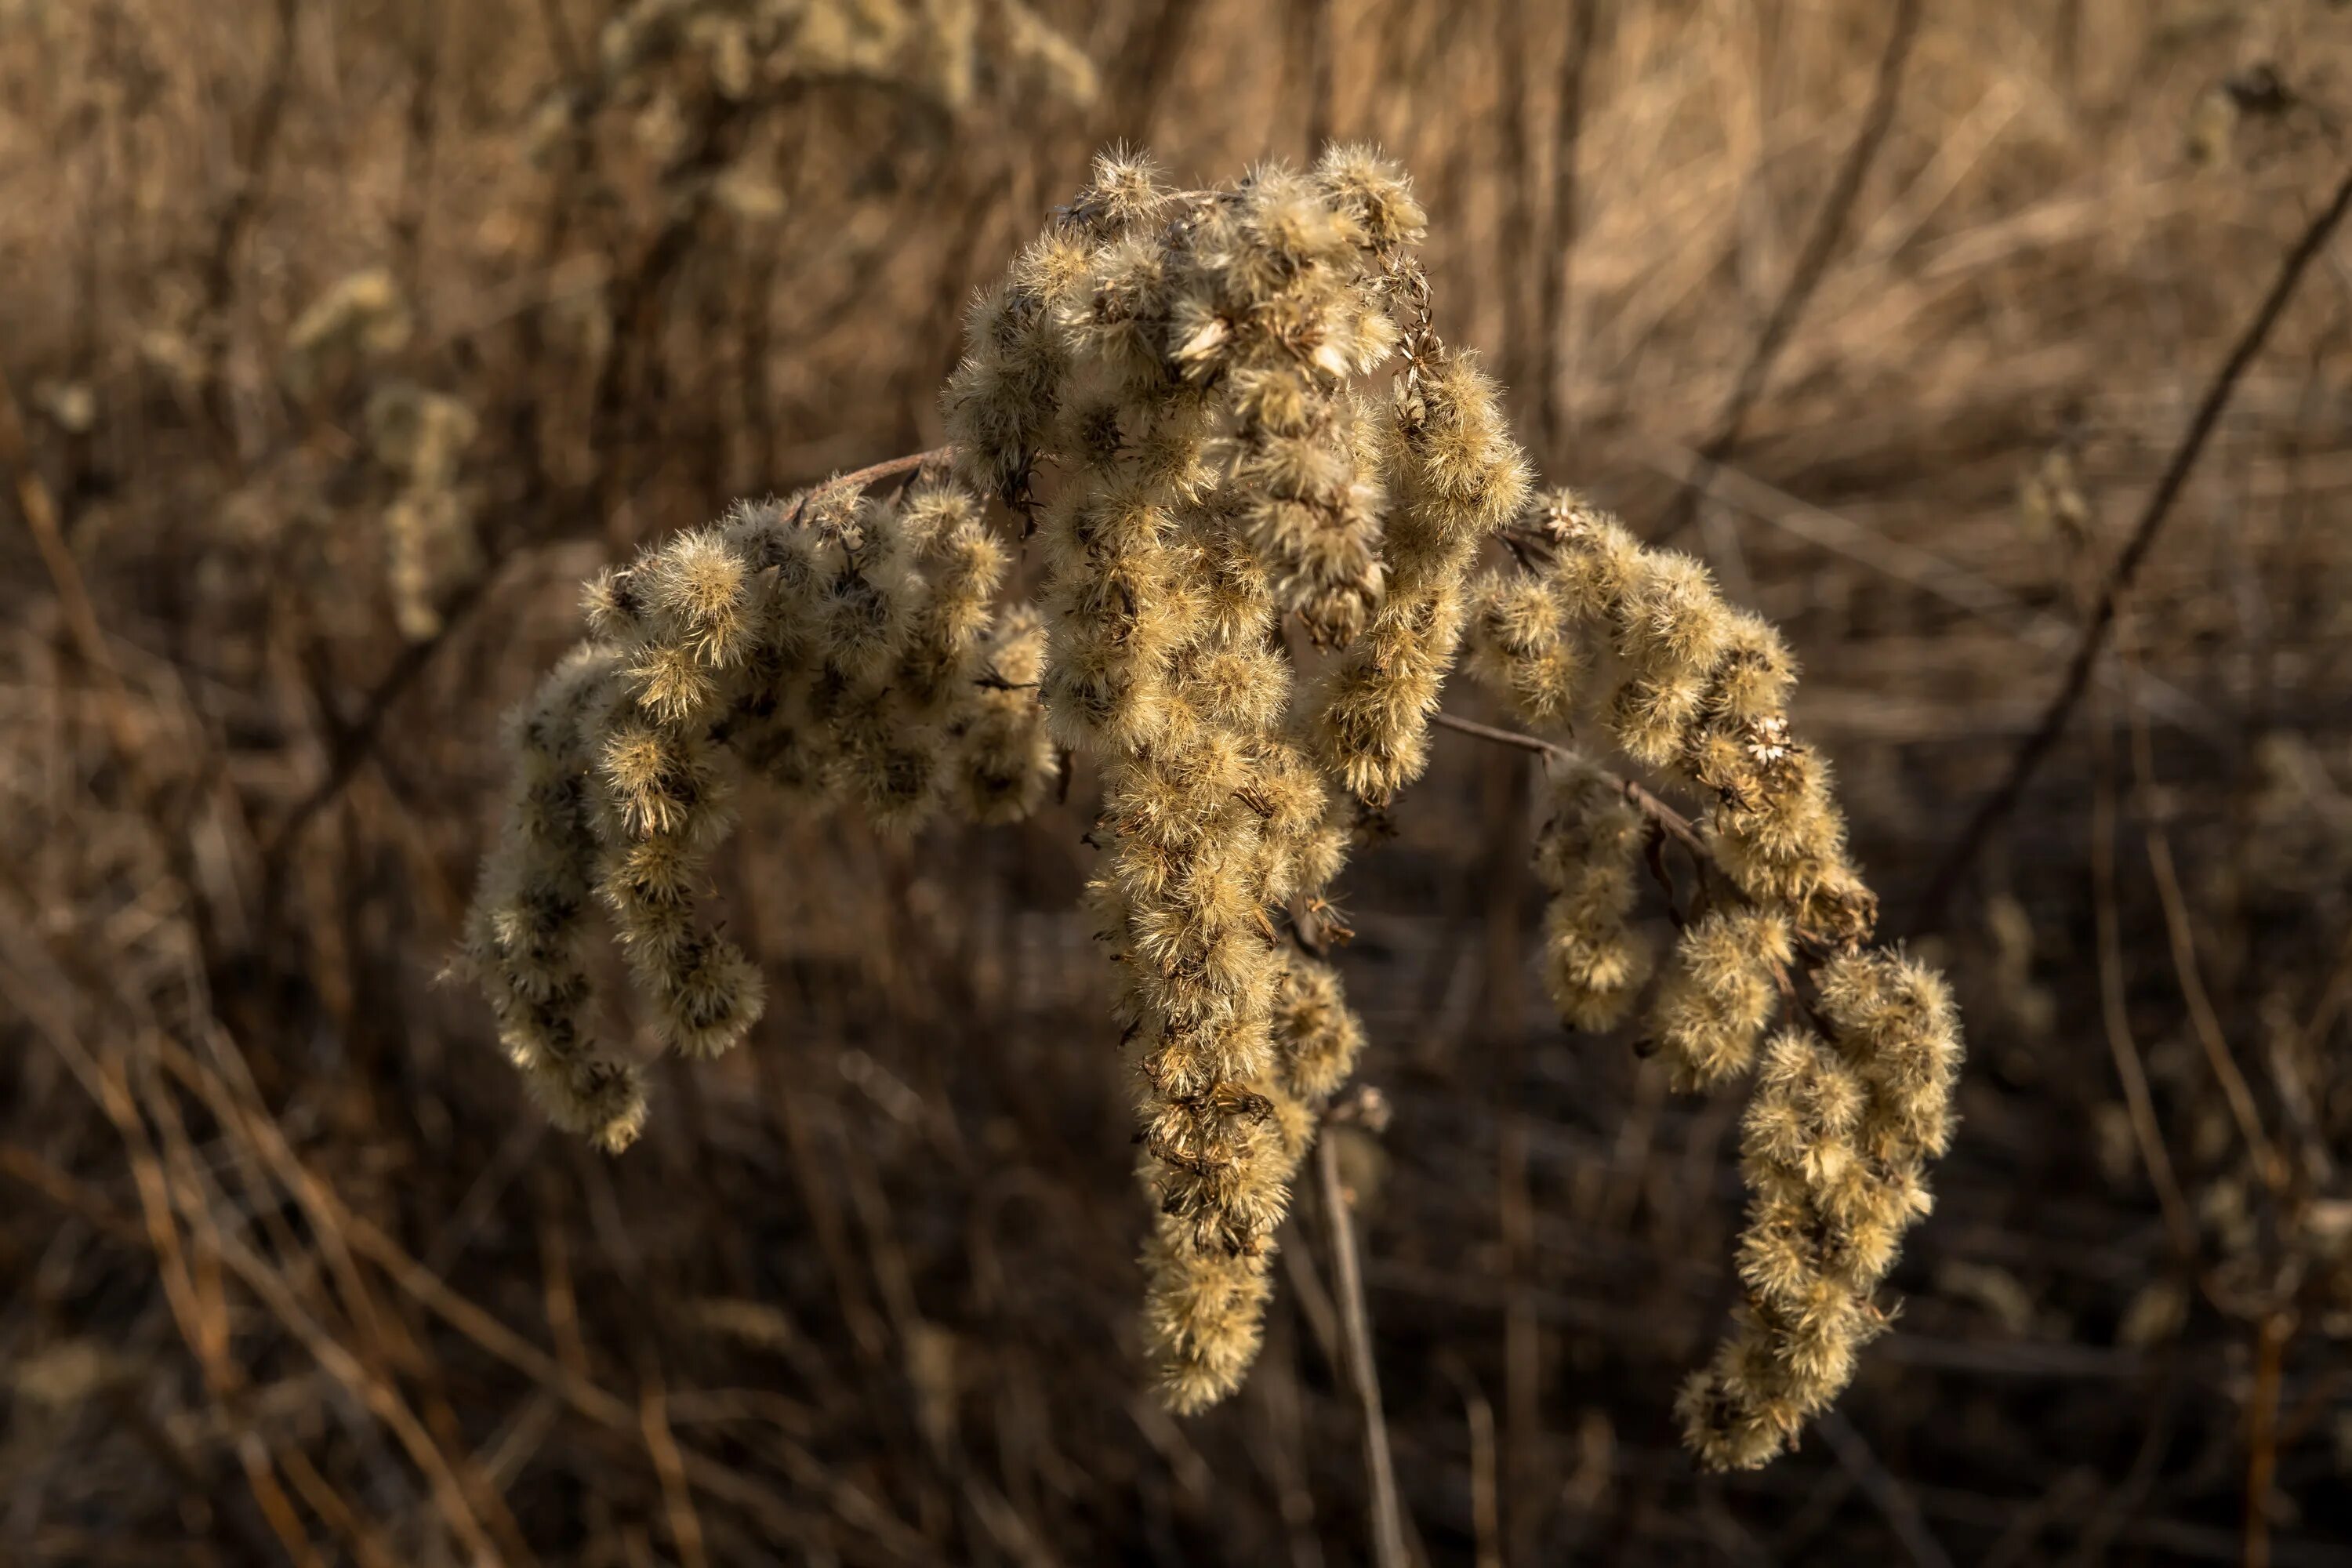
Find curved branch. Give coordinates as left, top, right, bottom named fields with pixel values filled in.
left=1428, top=710, right=1708, bottom=862
left=1427, top=709, right=1816, bottom=1019
left=1910, top=157, right=2352, bottom=936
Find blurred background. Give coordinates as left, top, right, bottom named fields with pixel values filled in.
left=5, top=0, right=2352, bottom=1562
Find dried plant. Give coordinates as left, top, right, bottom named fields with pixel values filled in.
left=1461, top=488, right=1961, bottom=1467
left=22, top=3, right=2352, bottom=1559
left=461, top=145, right=1961, bottom=1469
left=461, top=466, right=1054, bottom=1152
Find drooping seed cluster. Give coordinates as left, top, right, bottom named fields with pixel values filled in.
left=1648, top=906, right=1796, bottom=1091
left=462, top=473, right=1054, bottom=1152
left=465, top=145, right=1957, bottom=1469
left=1678, top=953, right=1962, bottom=1468
left=1530, top=758, right=1654, bottom=1033
left=1315, top=343, right=1533, bottom=804
left=1465, top=490, right=1961, bottom=1467
left=945, top=145, right=1526, bottom=1410
left=465, top=643, right=651, bottom=1152
left=1464, top=490, right=1874, bottom=1068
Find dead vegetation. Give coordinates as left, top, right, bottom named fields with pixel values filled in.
left=5, top=0, right=2352, bottom=1563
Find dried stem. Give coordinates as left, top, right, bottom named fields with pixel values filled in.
left=639, top=1365, right=710, bottom=1568
left=1428, top=707, right=1835, bottom=1056
left=789, top=447, right=953, bottom=515
left=1914, top=156, right=2352, bottom=934
left=2089, top=651, right=2197, bottom=1257
left=1429, top=710, right=1709, bottom=863
left=1815, top=1410, right=1954, bottom=1568
left=0, top=368, right=143, bottom=776
left=1537, top=0, right=1599, bottom=458
left=2245, top=1311, right=2288, bottom=1568
left=1319, top=1112, right=1406, bottom=1568
left=2125, top=674, right=2282, bottom=1189
left=1654, top=0, right=1920, bottom=542
left=198, top=0, right=302, bottom=462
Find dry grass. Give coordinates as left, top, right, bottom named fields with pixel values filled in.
left=6, top=0, right=2352, bottom=1561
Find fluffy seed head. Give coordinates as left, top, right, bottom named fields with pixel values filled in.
left=1648, top=909, right=1795, bottom=1091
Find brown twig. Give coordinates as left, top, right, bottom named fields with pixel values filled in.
left=1642, top=819, right=1684, bottom=927
left=535, top=0, right=586, bottom=82
left=262, top=563, right=507, bottom=879
left=1815, top=1410, right=1954, bottom=1568
left=1497, top=1109, right=1543, bottom=1559
left=1464, top=1372, right=1502, bottom=1568
left=390, top=0, right=447, bottom=312
left=589, top=93, right=764, bottom=531
left=1319, top=1097, right=1407, bottom=1568
left=2087, top=654, right=2198, bottom=1258
left=1428, top=710, right=1710, bottom=862
left=1432, top=1353, right=1505, bottom=1568
left=1912, top=158, right=2352, bottom=935
left=641, top=1363, right=712, bottom=1568
left=0, top=367, right=145, bottom=777
left=0, top=935, right=292, bottom=1544
left=198, top=0, right=301, bottom=463
left=1298, top=0, right=1334, bottom=157
left=1653, top=0, right=1920, bottom=543
left=2129, top=710, right=2282, bottom=1192
left=788, top=447, right=954, bottom=517
left=2245, top=1312, right=2289, bottom=1568
left=1429, top=709, right=1840, bottom=1036
left=1537, top=0, right=1599, bottom=459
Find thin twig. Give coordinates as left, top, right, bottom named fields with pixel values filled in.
left=198, top=0, right=302, bottom=462
left=1319, top=1111, right=1406, bottom=1568
left=589, top=93, right=762, bottom=525
left=1429, top=709, right=1835, bottom=1033
left=1436, top=1357, right=1502, bottom=1568
left=2086, top=605, right=2198, bottom=1258
left=535, top=0, right=585, bottom=81
left=1299, top=0, right=1334, bottom=157
left=641, top=1362, right=712, bottom=1568
left=2064, top=1347, right=2185, bottom=1566
left=1912, top=158, right=2352, bottom=935
left=1428, top=710, right=1709, bottom=862
left=1537, top=0, right=1599, bottom=458
left=1498, top=1110, right=1543, bottom=1559
left=0, top=367, right=147, bottom=778
left=2091, top=859, right=2197, bottom=1252
left=2245, top=1312, right=2288, bottom=1568
left=263, top=565, right=505, bottom=876
left=1815, top=1410, right=1955, bottom=1568
left=1654, top=0, right=1920, bottom=542
left=1430, top=708, right=1558, bottom=758
left=790, top=446, right=953, bottom=514
left=2129, top=719, right=2281, bottom=1189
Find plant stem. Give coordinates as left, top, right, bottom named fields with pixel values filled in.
left=1319, top=1128, right=1406, bottom=1568
left=1911, top=157, right=2352, bottom=936
left=1653, top=0, right=1921, bottom=543
left=1428, top=710, right=1708, bottom=862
